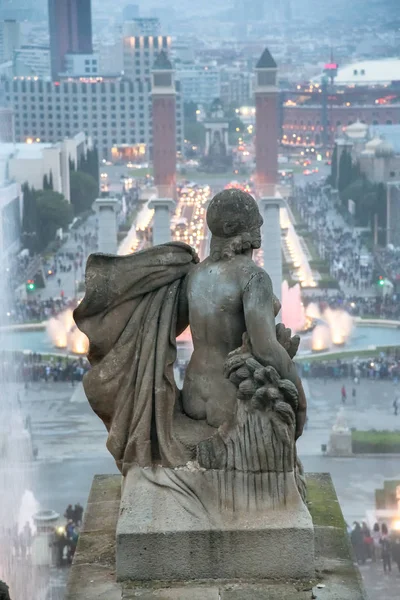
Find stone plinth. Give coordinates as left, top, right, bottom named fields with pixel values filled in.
left=116, top=466, right=314, bottom=582
left=65, top=473, right=367, bottom=600
left=328, top=430, right=353, bottom=456
left=93, top=197, right=119, bottom=254
left=149, top=198, right=175, bottom=246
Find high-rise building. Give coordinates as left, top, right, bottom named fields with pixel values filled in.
left=0, top=20, right=20, bottom=63
left=4, top=76, right=184, bottom=161
left=152, top=51, right=176, bottom=198
left=48, top=0, right=93, bottom=80
left=123, top=33, right=170, bottom=81
left=13, top=45, right=51, bottom=78
left=123, top=18, right=160, bottom=37
left=176, top=63, right=220, bottom=107
left=255, top=47, right=278, bottom=193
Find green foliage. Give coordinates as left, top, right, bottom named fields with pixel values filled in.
left=35, top=190, right=73, bottom=250
left=77, top=147, right=100, bottom=191
left=338, top=149, right=353, bottom=193
left=316, top=277, right=340, bottom=289
left=70, top=170, right=98, bottom=215
left=352, top=430, right=400, bottom=454
left=184, top=121, right=206, bottom=147
left=21, top=182, right=38, bottom=253
left=183, top=101, right=198, bottom=122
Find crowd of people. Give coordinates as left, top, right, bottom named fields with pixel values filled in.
left=0, top=352, right=90, bottom=385
left=298, top=353, right=400, bottom=382
left=350, top=521, right=400, bottom=573
left=7, top=228, right=98, bottom=325
left=291, top=184, right=374, bottom=293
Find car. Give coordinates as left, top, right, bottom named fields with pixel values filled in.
left=303, top=169, right=312, bottom=175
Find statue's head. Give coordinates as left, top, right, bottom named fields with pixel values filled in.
left=207, top=189, right=263, bottom=261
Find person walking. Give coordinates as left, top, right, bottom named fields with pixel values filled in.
left=393, top=397, right=399, bottom=416
left=351, top=522, right=366, bottom=564
left=380, top=523, right=392, bottom=573
left=371, top=522, right=381, bottom=562
left=341, top=385, right=347, bottom=404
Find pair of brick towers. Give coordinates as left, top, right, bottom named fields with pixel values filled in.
left=151, top=47, right=278, bottom=197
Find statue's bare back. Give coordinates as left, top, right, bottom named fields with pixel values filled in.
left=182, top=255, right=260, bottom=427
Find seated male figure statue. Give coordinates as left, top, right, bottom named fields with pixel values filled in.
left=181, top=189, right=307, bottom=438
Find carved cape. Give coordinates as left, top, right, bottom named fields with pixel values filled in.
left=74, top=242, right=197, bottom=474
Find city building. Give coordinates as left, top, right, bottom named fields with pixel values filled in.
left=0, top=131, right=88, bottom=202
left=5, top=75, right=184, bottom=161
left=255, top=47, right=278, bottom=193
left=13, top=45, right=51, bottom=78
left=97, top=41, right=123, bottom=76
left=0, top=172, right=21, bottom=259
left=220, top=71, right=253, bottom=108
left=0, top=19, right=20, bottom=63
left=176, top=63, right=220, bottom=107
left=123, top=34, right=170, bottom=81
left=48, top=0, right=93, bottom=80
left=64, top=53, right=99, bottom=77
left=152, top=51, right=176, bottom=198
left=0, top=106, right=14, bottom=142
left=122, top=18, right=160, bottom=37
left=281, top=58, right=400, bottom=149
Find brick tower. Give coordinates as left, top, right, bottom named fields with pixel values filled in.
left=255, top=48, right=278, bottom=195
left=151, top=51, right=176, bottom=198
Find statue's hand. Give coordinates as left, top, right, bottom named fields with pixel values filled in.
left=275, top=323, right=300, bottom=359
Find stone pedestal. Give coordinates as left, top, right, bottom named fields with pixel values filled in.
left=149, top=198, right=175, bottom=246
left=328, top=430, right=353, bottom=456
left=116, top=466, right=314, bottom=582
left=65, top=473, right=367, bottom=600
left=259, top=196, right=283, bottom=301
left=94, top=197, right=119, bottom=254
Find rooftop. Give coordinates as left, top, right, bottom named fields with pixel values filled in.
left=334, top=58, right=400, bottom=86
left=0, top=142, right=54, bottom=161
left=256, top=48, right=277, bottom=70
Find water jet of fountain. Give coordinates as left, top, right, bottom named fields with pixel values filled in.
left=46, top=309, right=89, bottom=354
left=281, top=281, right=306, bottom=332
left=311, top=324, right=331, bottom=352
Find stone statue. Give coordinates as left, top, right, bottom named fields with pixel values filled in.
left=74, top=189, right=307, bottom=496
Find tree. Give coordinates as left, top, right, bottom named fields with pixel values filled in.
left=35, top=190, right=73, bottom=250
left=43, top=174, right=49, bottom=190
left=21, top=182, right=38, bottom=253
left=70, top=170, right=98, bottom=215
left=49, top=170, right=53, bottom=190
left=184, top=121, right=206, bottom=148
left=338, top=149, right=353, bottom=197
left=184, top=101, right=198, bottom=122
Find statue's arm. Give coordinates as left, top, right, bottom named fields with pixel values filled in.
left=243, top=270, right=307, bottom=438
left=176, top=274, right=189, bottom=337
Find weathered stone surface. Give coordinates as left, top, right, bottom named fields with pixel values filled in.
left=116, top=465, right=314, bottom=582
left=74, top=189, right=307, bottom=474
left=66, top=473, right=366, bottom=600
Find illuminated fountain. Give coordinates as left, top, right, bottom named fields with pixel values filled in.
left=47, top=309, right=89, bottom=354
left=311, top=324, right=332, bottom=352
left=310, top=307, right=354, bottom=353
left=281, top=281, right=306, bottom=332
